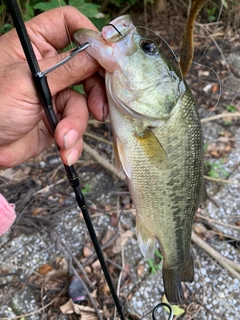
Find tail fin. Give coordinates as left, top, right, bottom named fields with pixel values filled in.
left=163, top=258, right=194, bottom=305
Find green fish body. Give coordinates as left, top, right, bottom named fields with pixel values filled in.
left=74, top=15, right=206, bottom=304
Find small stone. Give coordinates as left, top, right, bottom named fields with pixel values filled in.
left=219, top=292, right=225, bottom=299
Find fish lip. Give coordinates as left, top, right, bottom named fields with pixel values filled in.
left=74, top=29, right=105, bottom=45
left=74, top=14, right=136, bottom=45
left=74, top=15, right=135, bottom=45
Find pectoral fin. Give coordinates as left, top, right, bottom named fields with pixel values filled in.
left=136, top=214, right=155, bottom=260
left=113, top=139, right=122, bottom=174
left=135, top=129, right=168, bottom=169
left=116, top=137, right=132, bottom=179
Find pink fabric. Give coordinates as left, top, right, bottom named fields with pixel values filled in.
left=0, top=193, right=16, bottom=236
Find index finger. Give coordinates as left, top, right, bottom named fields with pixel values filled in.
left=27, top=6, right=98, bottom=51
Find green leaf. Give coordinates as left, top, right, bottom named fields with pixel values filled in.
left=69, top=0, right=100, bottom=18
left=82, top=183, right=91, bottom=194
left=162, top=294, right=185, bottom=316
left=90, top=16, right=110, bottom=30
left=0, top=23, right=13, bottom=34
left=0, top=4, right=6, bottom=15
left=34, top=0, right=66, bottom=12
left=22, top=3, right=35, bottom=21
left=225, top=104, right=236, bottom=113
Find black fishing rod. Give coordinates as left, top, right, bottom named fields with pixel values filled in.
left=6, top=1, right=125, bottom=319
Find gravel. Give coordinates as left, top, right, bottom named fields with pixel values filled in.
left=1, top=121, right=240, bottom=320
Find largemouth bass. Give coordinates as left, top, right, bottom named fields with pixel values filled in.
left=74, top=15, right=206, bottom=304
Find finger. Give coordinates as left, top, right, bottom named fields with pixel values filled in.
left=83, top=74, right=108, bottom=121
left=27, top=6, right=98, bottom=50
left=60, top=138, right=84, bottom=167
left=54, top=88, right=88, bottom=151
left=0, top=123, right=53, bottom=169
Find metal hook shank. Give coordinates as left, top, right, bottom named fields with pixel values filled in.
left=41, top=42, right=90, bottom=76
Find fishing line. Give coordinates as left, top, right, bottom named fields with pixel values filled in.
left=106, top=23, right=123, bottom=36
left=140, top=302, right=173, bottom=320
left=136, top=24, right=222, bottom=119
left=191, top=61, right=222, bottom=119
left=195, top=0, right=226, bottom=66
left=135, top=26, right=184, bottom=80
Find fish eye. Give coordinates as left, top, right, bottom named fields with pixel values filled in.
left=140, top=39, right=158, bottom=55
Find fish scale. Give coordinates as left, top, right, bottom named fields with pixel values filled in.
left=74, top=14, right=206, bottom=305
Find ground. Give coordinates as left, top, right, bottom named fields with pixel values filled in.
left=0, top=1, right=240, bottom=320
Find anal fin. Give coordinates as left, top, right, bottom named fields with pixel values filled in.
left=136, top=214, right=155, bottom=260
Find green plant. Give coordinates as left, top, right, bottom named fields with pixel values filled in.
left=205, top=158, right=229, bottom=179
left=109, top=0, right=137, bottom=7
left=225, top=104, right=237, bottom=113
left=147, top=249, right=163, bottom=274
left=206, top=6, right=218, bottom=22
left=223, top=104, right=237, bottom=124
left=82, top=183, right=91, bottom=194
left=34, top=0, right=109, bottom=28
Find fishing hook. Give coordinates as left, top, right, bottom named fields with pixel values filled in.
left=106, top=23, right=123, bottom=36
left=141, top=302, right=173, bottom=320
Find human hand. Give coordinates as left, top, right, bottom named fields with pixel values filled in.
left=0, top=6, right=107, bottom=169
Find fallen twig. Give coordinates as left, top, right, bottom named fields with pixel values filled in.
left=204, top=175, right=240, bottom=186
left=83, top=142, right=125, bottom=180
left=50, top=231, right=102, bottom=319
left=84, top=132, right=113, bottom=146
left=201, top=112, right=240, bottom=123
left=83, top=222, right=120, bottom=267
left=191, top=231, right=240, bottom=279
left=0, top=262, right=42, bottom=277
left=196, top=213, right=240, bottom=232
left=1, top=285, right=67, bottom=320
left=34, top=178, right=65, bottom=195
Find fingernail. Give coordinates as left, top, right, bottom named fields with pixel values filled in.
left=67, top=149, right=79, bottom=166
left=102, top=102, right=108, bottom=121
left=64, top=129, right=78, bottom=149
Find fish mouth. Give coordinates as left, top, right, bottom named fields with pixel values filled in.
left=73, top=15, right=137, bottom=72
left=101, top=15, right=135, bottom=43
left=74, top=14, right=135, bottom=45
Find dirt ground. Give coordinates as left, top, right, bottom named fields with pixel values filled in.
left=0, top=1, right=240, bottom=320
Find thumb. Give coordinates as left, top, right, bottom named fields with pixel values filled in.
left=38, top=47, right=99, bottom=96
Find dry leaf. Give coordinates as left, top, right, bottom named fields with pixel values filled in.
left=101, top=229, right=115, bottom=245
left=104, top=205, right=112, bottom=212
left=111, top=213, right=118, bottom=227
left=60, top=299, right=103, bottom=320
left=83, top=243, right=94, bottom=258
left=32, top=207, right=44, bottom=216
left=55, top=256, right=68, bottom=272
left=112, top=230, right=133, bottom=254
left=38, top=264, right=52, bottom=276
left=0, top=167, right=31, bottom=181
left=137, top=264, right=145, bottom=276
left=91, top=260, right=101, bottom=269
left=101, top=283, right=110, bottom=295
left=85, top=266, right=92, bottom=273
